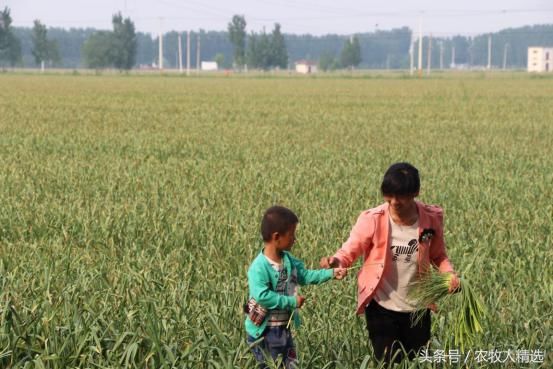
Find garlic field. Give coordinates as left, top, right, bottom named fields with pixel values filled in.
left=0, top=73, right=551, bottom=368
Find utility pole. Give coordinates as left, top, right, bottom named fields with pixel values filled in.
left=440, top=41, right=444, bottom=70
left=451, top=46, right=456, bottom=69
left=178, top=33, right=183, bottom=73
left=196, top=32, right=201, bottom=74
left=418, top=17, right=423, bottom=77
left=409, top=35, right=414, bottom=75
left=427, top=34, right=432, bottom=75
left=186, top=31, right=191, bottom=76
left=158, top=18, right=163, bottom=70
left=487, top=34, right=492, bottom=70
left=503, top=43, right=509, bottom=70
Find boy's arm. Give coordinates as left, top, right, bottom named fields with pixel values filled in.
left=294, top=259, right=334, bottom=286
left=248, top=265, right=297, bottom=310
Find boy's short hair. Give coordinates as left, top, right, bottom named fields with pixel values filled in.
left=380, top=162, right=420, bottom=196
left=261, top=206, right=299, bottom=242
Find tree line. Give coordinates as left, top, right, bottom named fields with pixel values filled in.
left=2, top=7, right=136, bottom=70
left=2, top=7, right=553, bottom=70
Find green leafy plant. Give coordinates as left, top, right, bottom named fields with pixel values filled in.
left=409, top=270, right=487, bottom=351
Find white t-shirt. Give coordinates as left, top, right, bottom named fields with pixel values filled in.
left=265, top=255, right=297, bottom=326
left=374, top=216, right=420, bottom=312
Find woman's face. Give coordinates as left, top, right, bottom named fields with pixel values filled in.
left=383, top=193, right=418, bottom=215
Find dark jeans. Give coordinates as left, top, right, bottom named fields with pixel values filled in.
left=365, top=300, right=431, bottom=365
left=247, top=326, right=297, bottom=369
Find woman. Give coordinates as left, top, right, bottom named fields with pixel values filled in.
left=320, top=162, right=459, bottom=364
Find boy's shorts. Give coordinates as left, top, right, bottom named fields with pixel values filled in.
left=247, top=326, right=297, bottom=369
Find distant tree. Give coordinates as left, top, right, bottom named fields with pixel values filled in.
left=340, top=36, right=361, bottom=69
left=0, top=7, right=22, bottom=66
left=246, top=24, right=288, bottom=70
left=82, top=31, right=114, bottom=68
left=257, top=30, right=272, bottom=70
left=228, top=15, right=246, bottom=69
left=319, top=50, right=338, bottom=71
left=450, top=36, right=470, bottom=65
left=246, top=32, right=259, bottom=69
left=82, top=13, right=136, bottom=70
left=271, top=23, right=287, bottom=69
left=31, top=20, right=60, bottom=69
left=111, top=13, right=136, bottom=70
left=214, top=52, right=225, bottom=69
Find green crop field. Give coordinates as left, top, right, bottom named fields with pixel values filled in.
left=0, top=73, right=551, bottom=368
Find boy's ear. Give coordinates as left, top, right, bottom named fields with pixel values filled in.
left=271, top=232, right=280, bottom=241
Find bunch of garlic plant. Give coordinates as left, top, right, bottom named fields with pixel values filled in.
left=408, top=270, right=486, bottom=351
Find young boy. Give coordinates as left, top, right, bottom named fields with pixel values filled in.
left=245, top=205, right=346, bottom=368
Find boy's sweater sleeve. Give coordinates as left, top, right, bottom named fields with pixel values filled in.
left=248, top=264, right=297, bottom=310
left=294, top=258, right=334, bottom=286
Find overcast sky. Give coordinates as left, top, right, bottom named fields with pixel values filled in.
left=5, top=0, right=553, bottom=36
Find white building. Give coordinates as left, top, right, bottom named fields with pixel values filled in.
left=295, top=60, right=318, bottom=74
left=528, top=47, right=553, bottom=72
left=201, top=61, right=218, bottom=71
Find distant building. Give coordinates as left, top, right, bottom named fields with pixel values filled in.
left=201, top=61, right=218, bottom=71
left=295, top=60, right=318, bottom=74
left=528, top=47, right=553, bottom=72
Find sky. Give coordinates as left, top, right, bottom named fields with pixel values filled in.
left=4, top=0, right=553, bottom=36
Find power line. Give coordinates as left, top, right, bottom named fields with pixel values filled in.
left=13, top=8, right=553, bottom=25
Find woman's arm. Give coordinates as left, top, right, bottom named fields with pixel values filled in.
left=329, top=211, right=376, bottom=268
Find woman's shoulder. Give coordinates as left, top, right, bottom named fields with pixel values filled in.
left=360, top=203, right=388, bottom=217
left=416, top=201, right=445, bottom=225
left=417, top=201, right=444, bottom=216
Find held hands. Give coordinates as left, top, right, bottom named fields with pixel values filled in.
left=320, top=257, right=347, bottom=280
left=333, top=267, right=347, bottom=280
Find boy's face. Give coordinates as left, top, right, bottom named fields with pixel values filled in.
left=275, top=223, right=297, bottom=251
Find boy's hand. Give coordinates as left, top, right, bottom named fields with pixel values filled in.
left=296, top=295, right=306, bottom=308
left=320, top=256, right=340, bottom=268
left=333, top=267, right=347, bottom=280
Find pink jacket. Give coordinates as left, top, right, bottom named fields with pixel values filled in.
left=333, top=201, right=455, bottom=315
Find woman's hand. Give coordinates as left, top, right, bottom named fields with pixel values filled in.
left=448, top=273, right=461, bottom=293
left=320, top=256, right=340, bottom=268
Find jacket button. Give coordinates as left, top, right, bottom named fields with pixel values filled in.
left=376, top=276, right=380, bottom=279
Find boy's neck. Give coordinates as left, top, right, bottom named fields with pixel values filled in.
left=263, top=243, right=284, bottom=263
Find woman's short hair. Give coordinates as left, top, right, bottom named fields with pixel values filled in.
left=380, top=162, right=420, bottom=196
